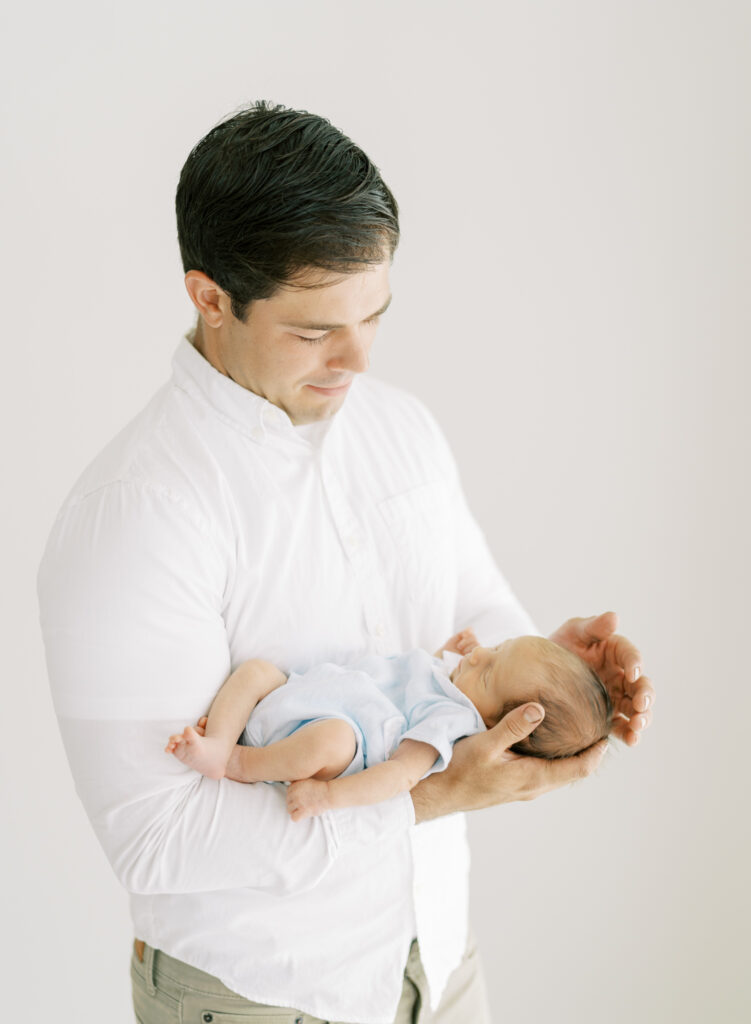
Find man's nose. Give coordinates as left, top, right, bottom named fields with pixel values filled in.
left=327, top=327, right=371, bottom=375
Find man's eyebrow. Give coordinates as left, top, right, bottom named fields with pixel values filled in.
left=282, top=294, right=392, bottom=331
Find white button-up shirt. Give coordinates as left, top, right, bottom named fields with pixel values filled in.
left=38, top=338, right=536, bottom=1024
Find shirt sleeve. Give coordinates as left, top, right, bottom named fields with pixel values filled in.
left=451, top=475, right=540, bottom=640
left=38, top=480, right=414, bottom=898
left=402, top=697, right=482, bottom=773
left=418, top=403, right=539, bottom=641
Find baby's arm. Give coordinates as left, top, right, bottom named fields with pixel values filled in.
left=165, top=659, right=287, bottom=779
left=435, top=627, right=479, bottom=658
left=286, top=739, right=439, bottom=821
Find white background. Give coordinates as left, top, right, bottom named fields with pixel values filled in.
left=3, top=2, right=749, bottom=1021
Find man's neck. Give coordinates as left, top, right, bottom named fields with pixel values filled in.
left=191, top=319, right=231, bottom=380
left=191, top=319, right=209, bottom=361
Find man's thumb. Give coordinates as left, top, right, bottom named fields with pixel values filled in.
left=492, top=702, right=545, bottom=750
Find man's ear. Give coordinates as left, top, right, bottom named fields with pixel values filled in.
left=184, top=271, right=229, bottom=328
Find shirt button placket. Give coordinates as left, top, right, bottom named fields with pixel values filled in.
left=321, top=456, right=389, bottom=654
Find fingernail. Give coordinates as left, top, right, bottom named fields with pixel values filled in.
left=524, top=705, right=543, bottom=723
left=642, top=695, right=651, bottom=710
left=631, top=666, right=642, bottom=682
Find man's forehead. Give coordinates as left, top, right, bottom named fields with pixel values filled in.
left=264, top=263, right=392, bottom=328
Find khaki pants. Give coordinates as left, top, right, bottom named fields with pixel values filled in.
left=131, top=934, right=491, bottom=1024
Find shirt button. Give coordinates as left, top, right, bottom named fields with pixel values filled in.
left=250, top=426, right=264, bottom=443
left=203, top=1015, right=213, bottom=1022
left=375, top=623, right=385, bottom=637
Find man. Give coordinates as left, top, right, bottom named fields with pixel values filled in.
left=38, top=102, right=653, bottom=1024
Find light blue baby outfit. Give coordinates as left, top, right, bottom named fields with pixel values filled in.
left=242, top=649, right=485, bottom=778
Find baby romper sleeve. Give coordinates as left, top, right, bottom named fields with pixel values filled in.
left=398, top=651, right=485, bottom=775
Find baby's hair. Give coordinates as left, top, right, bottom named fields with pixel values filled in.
left=499, top=638, right=613, bottom=759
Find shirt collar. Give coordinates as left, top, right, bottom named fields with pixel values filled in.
left=171, top=334, right=337, bottom=447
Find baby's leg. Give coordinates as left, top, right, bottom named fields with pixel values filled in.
left=225, top=718, right=357, bottom=784
left=165, top=659, right=287, bottom=779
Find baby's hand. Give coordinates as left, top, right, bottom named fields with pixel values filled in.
left=438, top=628, right=480, bottom=657
left=286, top=779, right=332, bottom=821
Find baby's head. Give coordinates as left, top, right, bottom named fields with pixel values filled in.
left=451, top=635, right=613, bottom=758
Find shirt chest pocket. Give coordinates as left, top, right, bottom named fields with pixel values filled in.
left=377, top=481, right=454, bottom=605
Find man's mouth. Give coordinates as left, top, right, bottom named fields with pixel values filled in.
left=305, top=381, right=352, bottom=395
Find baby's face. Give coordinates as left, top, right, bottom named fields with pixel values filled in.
left=451, top=635, right=554, bottom=727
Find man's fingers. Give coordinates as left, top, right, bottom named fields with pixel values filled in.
left=611, top=717, right=640, bottom=745
left=543, top=739, right=608, bottom=786
left=575, top=739, right=608, bottom=774
left=610, top=634, right=644, bottom=685
left=549, top=611, right=618, bottom=650
left=514, top=738, right=608, bottom=800
left=613, top=677, right=654, bottom=725
left=582, top=611, right=619, bottom=643
left=490, top=702, right=545, bottom=751
left=630, top=674, right=655, bottom=713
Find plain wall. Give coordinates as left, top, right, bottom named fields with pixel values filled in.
left=3, top=2, right=749, bottom=1021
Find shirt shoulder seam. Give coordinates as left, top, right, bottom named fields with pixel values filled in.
left=58, top=476, right=217, bottom=540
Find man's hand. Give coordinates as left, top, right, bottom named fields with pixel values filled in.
left=411, top=703, right=606, bottom=822
left=549, top=611, right=654, bottom=747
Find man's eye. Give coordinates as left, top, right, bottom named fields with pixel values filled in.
left=296, top=333, right=329, bottom=345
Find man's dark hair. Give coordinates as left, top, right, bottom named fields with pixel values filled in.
left=176, top=101, right=399, bottom=322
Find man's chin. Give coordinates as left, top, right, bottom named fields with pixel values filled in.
left=291, top=387, right=351, bottom=424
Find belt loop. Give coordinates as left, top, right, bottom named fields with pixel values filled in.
left=143, top=942, right=157, bottom=996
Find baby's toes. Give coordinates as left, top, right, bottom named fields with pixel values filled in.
left=287, top=799, right=302, bottom=820
left=183, top=725, right=201, bottom=743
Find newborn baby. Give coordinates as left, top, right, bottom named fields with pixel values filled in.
left=166, top=629, right=613, bottom=820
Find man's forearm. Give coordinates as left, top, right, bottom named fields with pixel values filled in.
left=410, top=765, right=466, bottom=823
left=410, top=718, right=607, bottom=824
left=409, top=731, right=519, bottom=823
left=59, top=716, right=413, bottom=898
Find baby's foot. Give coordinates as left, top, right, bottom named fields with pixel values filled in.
left=286, top=779, right=332, bottom=821
left=165, top=725, right=229, bottom=779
